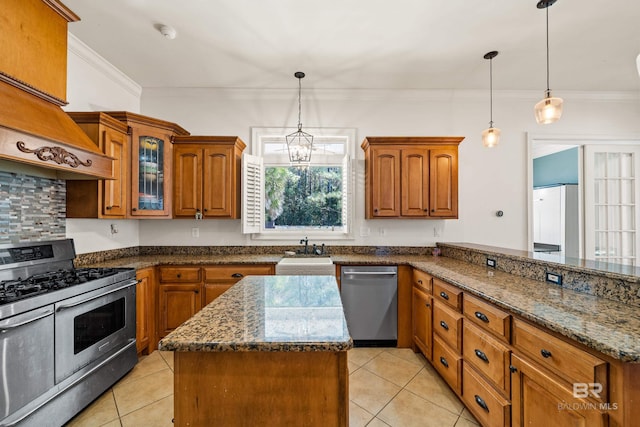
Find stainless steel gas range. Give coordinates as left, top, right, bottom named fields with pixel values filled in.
left=0, top=239, right=137, bottom=427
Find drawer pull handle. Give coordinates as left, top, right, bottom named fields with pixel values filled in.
left=474, top=349, right=489, bottom=363
left=540, top=349, right=552, bottom=358
left=475, top=311, right=490, bottom=323
left=439, top=291, right=449, bottom=300
left=231, top=273, right=244, bottom=278
left=417, top=279, right=423, bottom=285
left=439, top=320, right=449, bottom=331
left=474, top=395, right=490, bottom=413
left=439, top=357, right=449, bottom=368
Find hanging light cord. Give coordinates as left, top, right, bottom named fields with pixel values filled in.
left=296, top=76, right=302, bottom=131
left=545, top=5, right=550, bottom=93
left=489, top=56, right=494, bottom=127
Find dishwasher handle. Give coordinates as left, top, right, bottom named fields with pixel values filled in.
left=343, top=271, right=397, bottom=276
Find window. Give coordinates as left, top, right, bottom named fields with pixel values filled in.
left=243, top=127, right=355, bottom=239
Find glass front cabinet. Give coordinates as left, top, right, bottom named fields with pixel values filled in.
left=108, top=112, right=189, bottom=217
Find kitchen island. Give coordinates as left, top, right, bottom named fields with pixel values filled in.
left=158, top=275, right=352, bottom=427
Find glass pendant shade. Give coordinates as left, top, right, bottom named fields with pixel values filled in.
left=534, top=90, right=563, bottom=124
left=286, top=127, right=313, bottom=164
left=482, top=126, right=501, bottom=148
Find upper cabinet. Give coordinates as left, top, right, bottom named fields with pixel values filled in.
left=66, top=112, right=130, bottom=218
left=361, top=137, right=463, bottom=219
left=107, top=112, right=190, bottom=218
left=172, top=136, right=246, bottom=219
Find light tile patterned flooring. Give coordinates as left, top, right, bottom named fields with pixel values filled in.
left=66, top=347, right=479, bottom=427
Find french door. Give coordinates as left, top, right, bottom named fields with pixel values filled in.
left=584, top=145, right=640, bottom=266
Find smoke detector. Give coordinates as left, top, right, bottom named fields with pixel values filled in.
left=159, top=24, right=177, bottom=40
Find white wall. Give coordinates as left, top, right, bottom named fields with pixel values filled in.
left=139, top=87, right=640, bottom=250
left=64, top=34, right=143, bottom=254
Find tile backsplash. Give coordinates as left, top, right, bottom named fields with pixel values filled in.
left=0, top=171, right=66, bottom=244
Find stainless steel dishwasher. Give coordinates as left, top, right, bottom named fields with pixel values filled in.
left=340, top=265, right=397, bottom=346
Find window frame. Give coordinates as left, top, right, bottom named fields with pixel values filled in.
left=244, top=127, right=356, bottom=240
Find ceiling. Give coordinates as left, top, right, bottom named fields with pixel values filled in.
left=63, top=0, right=640, bottom=92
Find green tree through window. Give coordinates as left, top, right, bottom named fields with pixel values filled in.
left=264, top=166, right=343, bottom=229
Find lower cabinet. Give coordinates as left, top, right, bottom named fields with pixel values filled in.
left=462, top=362, right=511, bottom=427
left=412, top=285, right=432, bottom=360
left=136, top=267, right=154, bottom=355
left=157, top=264, right=274, bottom=338
left=510, top=354, right=607, bottom=427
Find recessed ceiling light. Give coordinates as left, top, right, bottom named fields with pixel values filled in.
left=159, top=24, right=177, bottom=40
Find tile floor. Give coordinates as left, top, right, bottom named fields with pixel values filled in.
left=66, top=347, right=479, bottom=427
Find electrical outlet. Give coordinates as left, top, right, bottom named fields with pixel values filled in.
left=545, top=271, right=562, bottom=286
left=486, top=258, right=496, bottom=268
left=110, top=224, right=118, bottom=235
left=191, top=228, right=200, bottom=238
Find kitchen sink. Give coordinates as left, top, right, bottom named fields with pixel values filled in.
left=275, top=257, right=335, bottom=275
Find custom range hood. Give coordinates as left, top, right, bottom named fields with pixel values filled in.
left=0, top=0, right=114, bottom=179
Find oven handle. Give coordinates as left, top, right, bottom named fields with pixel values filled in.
left=55, top=280, right=137, bottom=312
left=0, top=307, right=53, bottom=333
left=0, top=339, right=137, bottom=427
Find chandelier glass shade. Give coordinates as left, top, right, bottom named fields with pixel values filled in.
left=482, top=51, right=500, bottom=148
left=534, top=0, right=563, bottom=124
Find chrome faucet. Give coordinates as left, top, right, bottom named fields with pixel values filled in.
left=299, top=237, right=309, bottom=254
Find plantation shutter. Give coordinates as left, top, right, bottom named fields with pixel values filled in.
left=342, top=154, right=351, bottom=234
left=242, top=153, right=263, bottom=234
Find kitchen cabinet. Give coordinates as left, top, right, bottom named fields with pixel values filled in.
left=203, top=264, right=274, bottom=305
left=136, top=268, right=154, bottom=355
left=106, top=112, right=190, bottom=218
left=412, top=284, right=432, bottom=360
left=511, top=354, right=607, bottom=427
left=158, top=267, right=202, bottom=338
left=66, top=112, right=129, bottom=218
left=361, top=137, right=463, bottom=219
left=172, top=136, right=246, bottom=218
left=158, top=264, right=274, bottom=337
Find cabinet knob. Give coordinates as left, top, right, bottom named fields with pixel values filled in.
left=475, top=311, right=490, bottom=323
left=374, top=208, right=379, bottom=213
left=105, top=206, right=112, bottom=210
left=425, top=303, right=430, bottom=308
left=194, top=290, right=199, bottom=294
left=509, top=365, right=518, bottom=373
left=439, top=320, right=449, bottom=331
left=132, top=208, right=137, bottom=212
left=439, top=291, right=449, bottom=300
left=439, top=357, right=449, bottom=368
left=474, top=349, right=489, bottom=363
left=540, top=349, right=552, bottom=358
left=177, top=274, right=182, bottom=278
left=231, top=273, right=244, bottom=278
left=417, top=279, right=423, bottom=285
left=431, top=209, right=435, bottom=212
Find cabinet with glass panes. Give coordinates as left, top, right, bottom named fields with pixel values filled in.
left=107, top=112, right=189, bottom=217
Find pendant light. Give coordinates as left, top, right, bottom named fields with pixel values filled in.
left=534, top=0, right=563, bottom=124
left=286, top=71, right=314, bottom=165
left=482, top=51, right=500, bottom=148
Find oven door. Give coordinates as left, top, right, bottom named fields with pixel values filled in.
left=54, top=279, right=136, bottom=383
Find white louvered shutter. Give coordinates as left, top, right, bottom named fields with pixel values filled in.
left=342, top=154, right=352, bottom=234
left=242, top=153, right=264, bottom=234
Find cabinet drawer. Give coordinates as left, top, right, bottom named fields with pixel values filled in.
left=433, top=301, right=463, bottom=353
left=412, top=269, right=432, bottom=293
left=159, top=267, right=201, bottom=283
left=204, top=265, right=274, bottom=281
left=433, top=335, right=462, bottom=395
left=462, top=363, right=510, bottom=427
left=463, top=293, right=511, bottom=343
left=433, top=278, right=462, bottom=311
left=513, top=318, right=607, bottom=394
left=463, top=322, right=511, bottom=397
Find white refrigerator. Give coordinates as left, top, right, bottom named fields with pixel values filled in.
left=533, top=184, right=580, bottom=258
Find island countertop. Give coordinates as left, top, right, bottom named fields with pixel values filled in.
left=158, top=275, right=353, bottom=352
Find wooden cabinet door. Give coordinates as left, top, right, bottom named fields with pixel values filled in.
left=401, top=148, right=430, bottom=216
left=203, top=146, right=234, bottom=217
left=412, top=286, right=433, bottom=361
left=102, top=126, right=128, bottom=217
left=429, top=148, right=458, bottom=218
left=173, top=145, right=202, bottom=217
left=511, top=354, right=608, bottom=427
left=370, top=147, right=401, bottom=217
left=158, top=283, right=201, bottom=337
left=130, top=124, right=173, bottom=217
left=135, top=268, right=153, bottom=355
left=203, top=282, right=234, bottom=306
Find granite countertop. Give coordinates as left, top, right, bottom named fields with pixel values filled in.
left=86, top=251, right=640, bottom=362
left=158, top=275, right=353, bottom=352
